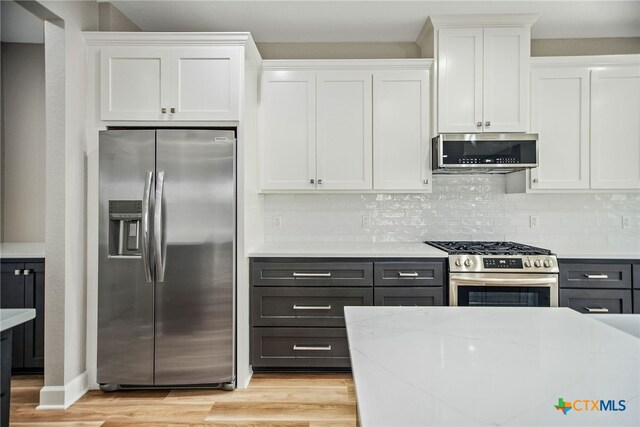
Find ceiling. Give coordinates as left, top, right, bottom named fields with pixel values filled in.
left=1, top=0, right=44, bottom=44
left=108, top=0, right=640, bottom=43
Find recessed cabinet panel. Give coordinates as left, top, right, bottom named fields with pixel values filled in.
left=482, top=27, right=529, bottom=132
left=317, top=72, right=372, bottom=190
left=373, top=71, right=430, bottom=190
left=591, top=66, right=640, bottom=189
left=170, top=48, right=240, bottom=120
left=260, top=72, right=316, bottom=190
left=437, top=28, right=483, bottom=133
left=530, top=68, right=590, bottom=190
left=100, top=48, right=170, bottom=121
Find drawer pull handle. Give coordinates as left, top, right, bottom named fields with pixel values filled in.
left=398, top=272, right=419, bottom=278
left=584, top=274, right=608, bottom=279
left=584, top=307, right=609, bottom=313
left=293, top=305, right=332, bottom=310
left=293, top=272, right=331, bottom=278
left=293, top=345, right=332, bottom=351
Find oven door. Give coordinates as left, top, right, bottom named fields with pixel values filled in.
left=449, top=273, right=558, bottom=307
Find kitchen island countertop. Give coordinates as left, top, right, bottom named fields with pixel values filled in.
left=247, top=242, right=448, bottom=258
left=345, top=306, right=640, bottom=427
left=1, top=309, right=36, bottom=332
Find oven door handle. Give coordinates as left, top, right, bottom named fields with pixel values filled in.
left=451, top=276, right=556, bottom=286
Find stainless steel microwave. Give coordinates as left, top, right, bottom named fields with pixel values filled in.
left=432, top=133, right=538, bottom=174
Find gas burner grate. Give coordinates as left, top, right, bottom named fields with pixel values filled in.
left=425, top=241, right=552, bottom=256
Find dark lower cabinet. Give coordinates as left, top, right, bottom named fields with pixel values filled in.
left=252, top=328, right=350, bottom=369
left=375, top=287, right=444, bottom=306
left=559, top=289, right=632, bottom=314
left=0, top=260, right=45, bottom=373
left=250, top=257, right=446, bottom=370
left=558, top=259, right=639, bottom=315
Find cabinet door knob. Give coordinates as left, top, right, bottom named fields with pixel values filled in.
left=476, top=121, right=482, bottom=127
left=423, top=179, right=429, bottom=184
left=23, top=269, right=31, bottom=276
left=161, top=107, right=167, bottom=114
left=170, top=107, right=176, bottom=114
left=532, top=178, right=538, bottom=183
left=310, top=179, right=315, bottom=184
left=14, top=269, right=22, bottom=276
left=485, top=121, right=491, bottom=127
left=317, top=179, right=323, bottom=184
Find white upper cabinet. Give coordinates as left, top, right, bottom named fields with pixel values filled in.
left=100, top=47, right=171, bottom=121
left=373, top=70, right=431, bottom=190
left=590, top=66, right=640, bottom=190
left=169, top=47, right=241, bottom=121
left=482, top=27, right=529, bottom=132
left=100, top=46, right=241, bottom=121
left=431, top=15, right=536, bottom=134
left=529, top=67, right=590, bottom=190
left=506, top=56, right=640, bottom=193
left=259, top=60, right=432, bottom=192
left=317, top=72, right=372, bottom=190
left=260, top=71, right=316, bottom=190
left=437, top=28, right=483, bottom=133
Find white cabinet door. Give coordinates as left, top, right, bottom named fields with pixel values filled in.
left=483, top=27, right=529, bottom=132
left=170, top=47, right=241, bottom=121
left=316, top=72, right=373, bottom=190
left=373, top=70, right=430, bottom=190
left=530, top=67, right=590, bottom=190
left=437, top=28, right=483, bottom=133
left=100, top=47, right=170, bottom=121
left=591, top=66, right=640, bottom=189
left=260, top=71, right=316, bottom=190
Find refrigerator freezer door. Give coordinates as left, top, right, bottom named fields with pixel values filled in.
left=98, top=130, right=156, bottom=386
left=154, top=129, right=235, bottom=385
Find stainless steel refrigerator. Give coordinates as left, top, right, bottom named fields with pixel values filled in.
left=97, top=129, right=235, bottom=390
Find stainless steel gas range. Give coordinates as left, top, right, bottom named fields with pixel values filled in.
left=425, top=241, right=559, bottom=307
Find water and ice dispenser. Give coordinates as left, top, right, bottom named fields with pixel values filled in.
left=108, top=200, right=143, bottom=256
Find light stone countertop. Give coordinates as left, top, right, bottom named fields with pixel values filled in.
left=0, top=243, right=45, bottom=259
left=247, top=242, right=448, bottom=258
left=0, top=309, right=36, bottom=332
left=555, top=251, right=639, bottom=260
left=344, top=306, right=640, bottom=427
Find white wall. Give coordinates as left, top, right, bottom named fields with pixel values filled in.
left=1, top=42, right=46, bottom=243
left=98, top=2, right=140, bottom=31
left=263, top=175, right=640, bottom=255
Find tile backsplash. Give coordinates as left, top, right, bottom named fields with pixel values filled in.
left=264, top=175, right=640, bottom=254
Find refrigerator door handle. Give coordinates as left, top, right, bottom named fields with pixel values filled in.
left=142, top=171, right=154, bottom=283
left=154, top=170, right=166, bottom=282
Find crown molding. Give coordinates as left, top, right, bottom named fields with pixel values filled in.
left=261, top=58, right=433, bottom=71
left=83, top=31, right=257, bottom=48
left=531, top=54, right=640, bottom=68
left=427, top=14, right=540, bottom=29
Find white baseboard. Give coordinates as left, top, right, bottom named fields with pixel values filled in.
left=37, top=371, right=88, bottom=410
left=240, top=368, right=253, bottom=389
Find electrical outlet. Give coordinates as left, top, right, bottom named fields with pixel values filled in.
left=622, top=216, right=631, bottom=229
left=362, top=216, right=371, bottom=228
left=530, top=215, right=539, bottom=228
left=273, top=215, right=282, bottom=228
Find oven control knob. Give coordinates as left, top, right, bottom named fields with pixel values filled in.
left=455, top=258, right=462, bottom=267
left=464, top=259, right=473, bottom=268
left=544, top=259, right=553, bottom=268
left=524, top=259, right=532, bottom=268
left=534, top=259, right=542, bottom=268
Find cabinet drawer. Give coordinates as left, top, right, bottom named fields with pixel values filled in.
left=374, top=287, right=444, bottom=306
left=559, top=263, right=631, bottom=289
left=251, top=328, right=350, bottom=368
left=560, top=289, right=632, bottom=314
left=252, top=287, right=372, bottom=327
left=251, top=261, right=373, bottom=287
left=374, top=261, right=444, bottom=286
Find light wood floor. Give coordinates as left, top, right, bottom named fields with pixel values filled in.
left=10, top=373, right=357, bottom=426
